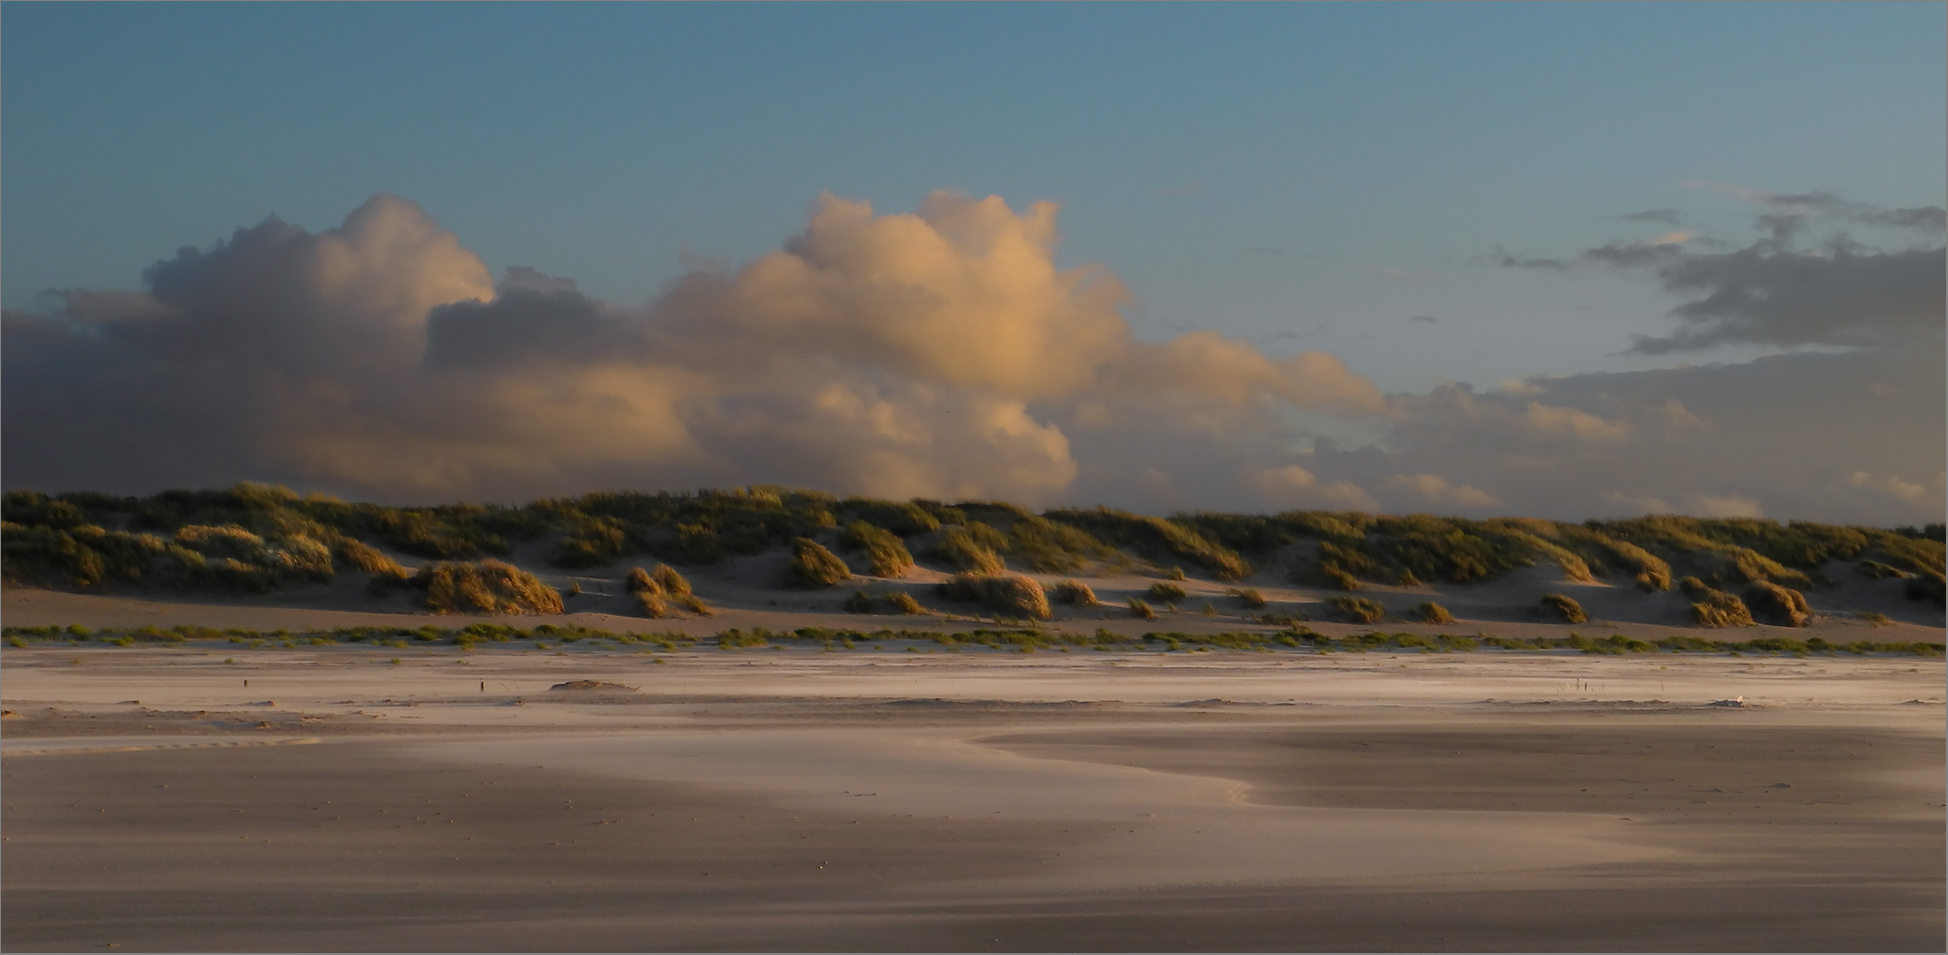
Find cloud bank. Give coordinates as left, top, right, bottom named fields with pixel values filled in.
left=5, top=191, right=1942, bottom=524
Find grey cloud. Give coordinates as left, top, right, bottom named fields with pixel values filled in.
left=1618, top=208, right=1682, bottom=225
left=1633, top=245, right=1945, bottom=353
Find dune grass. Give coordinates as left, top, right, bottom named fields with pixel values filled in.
left=1228, top=587, right=1267, bottom=609
left=6, top=486, right=1944, bottom=618
left=1413, top=601, right=1455, bottom=624
left=1681, top=576, right=1755, bottom=628
left=421, top=559, right=564, bottom=615
left=7, top=621, right=1942, bottom=658
left=1744, top=580, right=1811, bottom=627
left=1145, top=581, right=1188, bottom=602
left=840, top=520, right=914, bottom=577
left=1328, top=595, right=1386, bottom=623
left=1539, top=593, right=1588, bottom=624
left=787, top=538, right=850, bottom=588
left=931, top=523, right=1007, bottom=575
left=938, top=573, right=1051, bottom=619
left=1053, top=579, right=1099, bottom=606
left=1127, top=597, right=1157, bottom=620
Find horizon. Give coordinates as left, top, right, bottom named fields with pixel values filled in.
left=3, top=3, right=1943, bottom=525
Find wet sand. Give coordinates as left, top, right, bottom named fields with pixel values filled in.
left=3, top=647, right=1943, bottom=951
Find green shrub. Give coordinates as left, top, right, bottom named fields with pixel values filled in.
left=788, top=538, right=851, bottom=588
left=938, top=573, right=1050, bottom=619
left=422, top=560, right=564, bottom=615
left=1744, top=581, right=1810, bottom=627
left=1053, top=580, right=1099, bottom=606
left=1128, top=597, right=1156, bottom=620
left=1539, top=593, right=1587, bottom=624
left=1146, top=581, right=1188, bottom=603
left=1328, top=595, right=1386, bottom=623
left=1227, top=587, right=1267, bottom=609
left=1413, top=601, right=1454, bottom=624
left=932, top=524, right=1007, bottom=574
left=840, top=521, right=915, bottom=577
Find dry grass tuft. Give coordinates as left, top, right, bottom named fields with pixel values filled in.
left=1413, top=601, right=1454, bottom=624
left=788, top=538, right=851, bottom=588
left=841, top=521, right=915, bottom=577
left=932, top=524, right=1006, bottom=575
left=1744, top=580, right=1811, bottom=627
left=1053, top=579, right=1099, bottom=606
left=332, top=538, right=408, bottom=579
left=884, top=591, right=926, bottom=615
left=651, top=564, right=692, bottom=597
left=1227, top=587, right=1266, bottom=609
left=422, top=560, right=564, bottom=615
left=1127, top=597, right=1156, bottom=620
left=1539, top=593, right=1587, bottom=624
left=1146, top=581, right=1188, bottom=603
left=1328, top=595, right=1386, bottom=623
left=625, top=566, right=659, bottom=595
left=939, top=573, right=1051, bottom=619
left=638, top=591, right=670, bottom=618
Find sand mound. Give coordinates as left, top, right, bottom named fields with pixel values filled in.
left=548, top=680, right=639, bottom=692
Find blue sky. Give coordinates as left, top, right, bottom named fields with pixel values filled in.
left=4, top=3, right=1943, bottom=520
left=8, top=3, right=1942, bottom=390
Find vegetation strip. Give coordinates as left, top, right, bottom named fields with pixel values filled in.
left=6, top=624, right=1940, bottom=657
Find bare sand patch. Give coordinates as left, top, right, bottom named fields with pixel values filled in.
left=3, top=647, right=1942, bottom=951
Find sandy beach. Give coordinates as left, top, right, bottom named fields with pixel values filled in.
left=3, top=639, right=1942, bottom=952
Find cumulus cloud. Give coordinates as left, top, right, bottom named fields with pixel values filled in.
left=2, top=191, right=1380, bottom=505
left=4, top=188, right=1940, bottom=525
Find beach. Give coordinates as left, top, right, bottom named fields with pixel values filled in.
left=4, top=642, right=1942, bottom=952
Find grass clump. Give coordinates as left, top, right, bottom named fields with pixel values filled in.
left=883, top=591, right=926, bottom=615
left=651, top=564, right=691, bottom=596
left=1743, top=580, right=1811, bottom=627
left=1412, top=601, right=1454, bottom=624
left=1053, top=580, right=1099, bottom=607
left=840, top=521, right=915, bottom=577
left=1128, top=597, right=1157, bottom=620
left=332, top=538, right=409, bottom=580
left=938, top=573, right=1051, bottom=620
left=787, top=538, right=851, bottom=588
left=1227, top=587, right=1267, bottom=609
left=1680, top=576, right=1754, bottom=628
left=421, top=560, right=564, bottom=615
left=1539, top=593, right=1587, bottom=624
left=1328, top=595, right=1386, bottom=623
left=844, top=590, right=876, bottom=614
left=1146, top=581, right=1188, bottom=603
left=932, top=524, right=1007, bottom=575
left=625, top=566, right=658, bottom=595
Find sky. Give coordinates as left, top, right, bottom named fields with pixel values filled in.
left=4, top=3, right=1944, bottom=524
